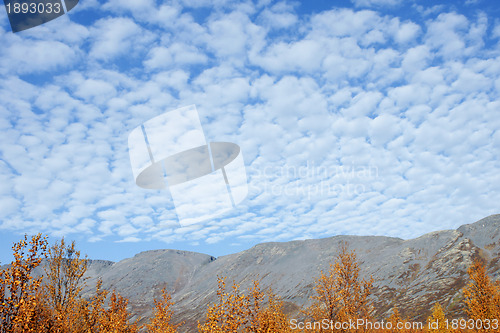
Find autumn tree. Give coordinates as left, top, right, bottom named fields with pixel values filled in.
left=71, top=279, right=108, bottom=332
left=41, top=238, right=88, bottom=331
left=386, top=307, right=402, bottom=332
left=199, top=276, right=247, bottom=332
left=306, top=242, right=373, bottom=332
left=198, top=277, right=291, bottom=333
left=0, top=234, right=48, bottom=333
left=1, top=235, right=143, bottom=333
left=97, top=290, right=139, bottom=333
left=244, top=280, right=291, bottom=333
left=40, top=238, right=140, bottom=332
left=425, top=303, right=450, bottom=333
left=383, top=307, right=424, bottom=333
left=463, top=259, right=500, bottom=323
left=146, top=288, right=180, bottom=333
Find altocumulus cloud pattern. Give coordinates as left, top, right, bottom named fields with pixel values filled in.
left=2, top=0, right=500, bottom=258
left=128, top=105, right=248, bottom=226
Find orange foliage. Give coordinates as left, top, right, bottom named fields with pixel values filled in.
left=97, top=290, right=139, bottom=332
left=305, top=242, right=373, bottom=332
left=1, top=236, right=148, bottom=333
left=383, top=307, right=423, bottom=333
left=0, top=234, right=47, bottom=333
left=244, top=280, right=291, bottom=333
left=146, top=288, right=180, bottom=333
left=425, top=303, right=450, bottom=333
left=198, top=276, right=247, bottom=332
left=463, top=259, right=500, bottom=323
left=40, top=238, right=89, bottom=332
left=73, top=278, right=108, bottom=332
left=198, top=276, right=291, bottom=332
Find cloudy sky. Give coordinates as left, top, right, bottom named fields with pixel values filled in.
left=1, top=0, right=500, bottom=263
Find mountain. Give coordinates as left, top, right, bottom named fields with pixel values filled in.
left=74, top=214, right=500, bottom=331
left=5, top=215, right=500, bottom=331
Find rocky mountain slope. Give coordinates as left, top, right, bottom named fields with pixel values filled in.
left=7, top=215, right=500, bottom=331
left=79, top=214, right=500, bottom=330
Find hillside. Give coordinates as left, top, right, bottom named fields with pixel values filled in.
left=4, top=215, right=500, bottom=331
left=73, top=215, right=500, bottom=331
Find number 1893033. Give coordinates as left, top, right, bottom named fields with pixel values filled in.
left=5, top=1, right=61, bottom=14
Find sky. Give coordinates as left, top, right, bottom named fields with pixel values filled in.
left=1, top=0, right=500, bottom=264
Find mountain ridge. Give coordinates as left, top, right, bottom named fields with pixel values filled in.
left=4, top=214, right=500, bottom=332
left=85, top=215, right=500, bottom=330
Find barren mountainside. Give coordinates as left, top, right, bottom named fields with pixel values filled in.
left=83, top=215, right=500, bottom=330
left=10, top=215, right=500, bottom=331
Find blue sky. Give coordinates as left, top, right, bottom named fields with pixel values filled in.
left=1, top=0, right=500, bottom=264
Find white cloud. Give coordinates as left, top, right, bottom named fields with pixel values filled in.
left=89, top=17, right=154, bottom=60
left=424, top=12, right=487, bottom=60
left=145, top=43, right=208, bottom=70
left=393, top=21, right=421, bottom=44
left=451, top=68, right=492, bottom=93
left=205, top=11, right=265, bottom=64
left=102, top=0, right=156, bottom=15
left=257, top=2, right=298, bottom=30
left=76, top=79, right=118, bottom=104
left=116, top=236, right=142, bottom=242
left=493, top=23, right=500, bottom=39
left=369, top=114, right=402, bottom=146
left=0, top=39, right=77, bottom=75
left=251, top=39, right=325, bottom=73
left=0, top=197, right=20, bottom=219
left=401, top=45, right=431, bottom=72
left=389, top=84, right=431, bottom=109
left=309, top=9, right=385, bottom=39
